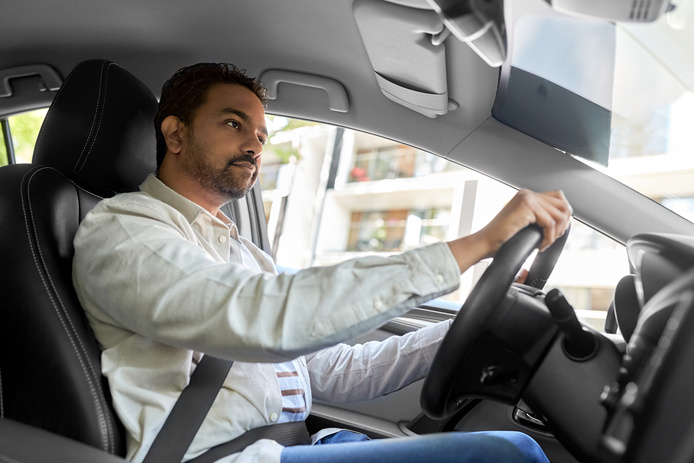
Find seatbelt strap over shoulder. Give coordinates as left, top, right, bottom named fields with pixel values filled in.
left=142, top=355, right=233, bottom=463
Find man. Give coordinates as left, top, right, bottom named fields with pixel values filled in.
left=73, top=63, right=572, bottom=463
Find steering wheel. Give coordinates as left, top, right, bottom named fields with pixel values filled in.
left=421, top=224, right=568, bottom=419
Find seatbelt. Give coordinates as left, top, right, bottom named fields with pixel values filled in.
left=141, top=355, right=311, bottom=463
left=142, top=355, right=233, bottom=463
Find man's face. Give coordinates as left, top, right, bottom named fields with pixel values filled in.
left=180, top=83, right=268, bottom=202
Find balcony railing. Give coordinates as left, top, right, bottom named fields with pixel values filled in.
left=348, top=147, right=461, bottom=183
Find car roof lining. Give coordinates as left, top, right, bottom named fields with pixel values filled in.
left=0, top=0, right=497, bottom=151
left=2, top=0, right=690, bottom=243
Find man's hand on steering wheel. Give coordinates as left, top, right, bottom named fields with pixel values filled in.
left=422, top=189, right=572, bottom=419
left=446, top=189, right=572, bottom=275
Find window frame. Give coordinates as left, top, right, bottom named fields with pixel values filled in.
left=1, top=118, right=17, bottom=165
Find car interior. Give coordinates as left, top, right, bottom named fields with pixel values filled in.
left=2, top=0, right=694, bottom=462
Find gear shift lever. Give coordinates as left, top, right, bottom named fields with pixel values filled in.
left=545, top=288, right=598, bottom=361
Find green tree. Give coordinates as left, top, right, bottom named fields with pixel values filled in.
left=0, top=109, right=48, bottom=166
left=0, top=129, right=7, bottom=166
left=264, top=115, right=318, bottom=164
left=10, top=109, right=48, bottom=163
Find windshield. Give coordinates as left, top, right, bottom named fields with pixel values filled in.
left=495, top=0, right=694, bottom=223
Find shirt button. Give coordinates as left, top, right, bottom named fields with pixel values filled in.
left=435, top=274, right=444, bottom=284
left=270, top=413, right=279, bottom=422
left=218, top=235, right=228, bottom=243
left=374, top=300, right=384, bottom=310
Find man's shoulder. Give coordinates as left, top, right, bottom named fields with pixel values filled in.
left=91, top=190, right=172, bottom=219
left=79, top=190, right=190, bottom=236
left=75, top=190, right=195, bottom=253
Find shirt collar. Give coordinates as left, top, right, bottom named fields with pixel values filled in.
left=139, top=174, right=234, bottom=227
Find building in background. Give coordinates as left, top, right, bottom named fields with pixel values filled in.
left=260, top=120, right=636, bottom=330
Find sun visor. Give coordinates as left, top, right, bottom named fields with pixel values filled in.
left=493, top=15, right=615, bottom=166
left=353, top=0, right=456, bottom=118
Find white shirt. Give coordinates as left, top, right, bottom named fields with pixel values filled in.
left=72, top=174, right=460, bottom=462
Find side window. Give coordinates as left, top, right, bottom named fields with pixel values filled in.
left=0, top=124, right=6, bottom=166
left=0, top=108, right=49, bottom=166
left=545, top=221, right=628, bottom=331
left=262, top=117, right=627, bottom=331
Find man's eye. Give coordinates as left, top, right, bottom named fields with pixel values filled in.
left=227, top=121, right=240, bottom=129
left=259, top=138, right=267, bottom=146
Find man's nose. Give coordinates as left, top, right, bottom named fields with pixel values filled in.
left=242, top=135, right=263, bottom=159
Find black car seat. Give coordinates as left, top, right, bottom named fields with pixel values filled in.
left=0, top=59, right=157, bottom=456
left=0, top=58, right=272, bottom=460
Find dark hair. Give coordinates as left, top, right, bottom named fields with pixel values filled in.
left=154, top=63, right=268, bottom=167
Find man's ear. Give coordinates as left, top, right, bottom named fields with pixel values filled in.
left=161, top=115, right=185, bottom=155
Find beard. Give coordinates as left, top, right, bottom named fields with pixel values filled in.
left=181, top=132, right=259, bottom=203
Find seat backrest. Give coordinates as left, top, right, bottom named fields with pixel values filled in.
left=0, top=59, right=157, bottom=456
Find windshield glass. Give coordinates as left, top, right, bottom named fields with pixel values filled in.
left=496, top=1, right=694, bottom=222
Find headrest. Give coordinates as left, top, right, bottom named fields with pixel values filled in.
left=33, top=59, right=157, bottom=193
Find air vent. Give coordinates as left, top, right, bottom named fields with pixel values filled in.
left=631, top=0, right=655, bottom=21
left=547, top=0, right=670, bottom=23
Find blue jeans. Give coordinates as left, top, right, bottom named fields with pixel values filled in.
left=281, top=430, right=550, bottom=463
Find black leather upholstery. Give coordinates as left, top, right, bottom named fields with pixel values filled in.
left=0, top=418, right=127, bottom=463
left=33, top=60, right=157, bottom=192
left=0, top=59, right=158, bottom=456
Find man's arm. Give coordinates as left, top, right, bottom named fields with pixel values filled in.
left=74, top=189, right=570, bottom=363
left=73, top=197, right=461, bottom=363
left=306, top=320, right=451, bottom=403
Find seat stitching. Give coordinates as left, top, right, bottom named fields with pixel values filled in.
left=20, top=167, right=114, bottom=452
left=73, top=61, right=106, bottom=171
left=66, top=178, right=105, bottom=200
left=22, top=168, right=114, bottom=452
left=73, top=61, right=108, bottom=172
left=22, top=167, right=113, bottom=451
left=75, top=62, right=115, bottom=172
